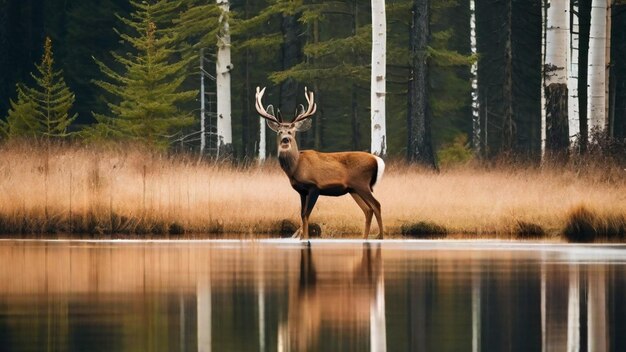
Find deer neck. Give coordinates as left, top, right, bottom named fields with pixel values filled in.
left=278, top=142, right=300, bottom=176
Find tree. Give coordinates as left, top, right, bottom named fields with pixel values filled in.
left=215, top=0, right=233, bottom=157
left=90, top=0, right=196, bottom=147
left=569, top=0, right=582, bottom=143
left=476, top=0, right=542, bottom=159
left=544, top=0, right=570, bottom=155
left=2, top=37, right=76, bottom=139
left=407, top=0, right=436, bottom=168
left=370, top=0, right=387, bottom=157
left=587, top=0, right=608, bottom=135
left=470, top=0, right=480, bottom=155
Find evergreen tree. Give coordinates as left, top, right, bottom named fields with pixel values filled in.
left=2, top=37, right=77, bottom=139
left=1, top=87, right=38, bottom=138
left=90, top=0, right=196, bottom=147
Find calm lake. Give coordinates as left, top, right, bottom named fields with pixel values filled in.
left=0, top=239, right=625, bottom=351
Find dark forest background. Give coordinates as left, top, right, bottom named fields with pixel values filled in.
left=0, top=0, right=624, bottom=163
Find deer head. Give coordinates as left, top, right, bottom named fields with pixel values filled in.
left=255, top=86, right=317, bottom=153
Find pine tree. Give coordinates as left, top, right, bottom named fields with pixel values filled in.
left=90, top=0, right=196, bottom=147
left=2, top=37, right=77, bottom=139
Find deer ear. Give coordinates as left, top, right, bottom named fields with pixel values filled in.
left=266, top=119, right=280, bottom=132
left=293, top=118, right=312, bottom=132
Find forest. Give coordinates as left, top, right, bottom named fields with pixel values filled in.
left=0, top=0, right=623, bottom=165
left=0, top=0, right=625, bottom=239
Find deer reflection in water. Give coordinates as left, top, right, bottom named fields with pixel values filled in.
left=277, top=244, right=387, bottom=352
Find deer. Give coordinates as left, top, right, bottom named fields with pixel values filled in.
left=255, top=86, right=385, bottom=240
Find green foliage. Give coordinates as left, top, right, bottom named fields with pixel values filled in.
left=436, top=134, right=473, bottom=167
left=2, top=37, right=77, bottom=139
left=89, top=0, right=196, bottom=147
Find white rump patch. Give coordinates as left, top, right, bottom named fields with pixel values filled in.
left=373, top=155, right=385, bottom=187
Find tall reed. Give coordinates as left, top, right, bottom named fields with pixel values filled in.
left=0, top=142, right=624, bottom=239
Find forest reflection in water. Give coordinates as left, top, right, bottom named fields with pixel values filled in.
left=0, top=240, right=625, bottom=351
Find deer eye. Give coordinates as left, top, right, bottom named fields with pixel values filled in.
left=288, top=131, right=292, bottom=135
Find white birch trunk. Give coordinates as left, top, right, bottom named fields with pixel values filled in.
left=258, top=117, right=266, bottom=162
left=216, top=0, right=232, bottom=155
left=541, top=0, right=547, bottom=155
left=200, top=48, right=206, bottom=155
left=587, top=0, right=608, bottom=134
left=605, top=0, right=612, bottom=131
left=470, top=0, right=480, bottom=154
left=545, top=0, right=569, bottom=91
left=544, top=0, right=570, bottom=152
left=569, top=2, right=581, bottom=141
left=370, top=0, right=387, bottom=157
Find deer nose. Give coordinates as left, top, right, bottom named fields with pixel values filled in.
left=281, top=137, right=290, bottom=144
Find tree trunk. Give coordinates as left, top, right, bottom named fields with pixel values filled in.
left=200, top=48, right=207, bottom=155
left=407, top=0, right=436, bottom=168
left=544, top=0, right=570, bottom=156
left=577, top=0, right=592, bottom=151
left=502, top=0, right=515, bottom=151
left=216, top=0, right=233, bottom=158
left=351, top=0, right=361, bottom=151
left=587, top=0, right=607, bottom=136
left=605, top=0, right=612, bottom=134
left=542, top=0, right=547, bottom=155
left=370, top=0, right=387, bottom=157
left=569, top=1, right=581, bottom=143
left=243, top=47, right=250, bottom=158
left=612, top=3, right=626, bottom=140
left=470, top=0, right=481, bottom=156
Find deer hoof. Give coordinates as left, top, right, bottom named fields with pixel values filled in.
left=368, top=233, right=383, bottom=240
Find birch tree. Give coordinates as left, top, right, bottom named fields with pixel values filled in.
left=587, top=0, right=608, bottom=134
left=569, top=1, right=581, bottom=142
left=216, top=0, right=233, bottom=157
left=470, top=0, right=480, bottom=155
left=371, top=0, right=387, bottom=157
left=544, top=0, right=570, bottom=154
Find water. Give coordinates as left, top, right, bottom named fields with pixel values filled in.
left=0, top=239, right=625, bottom=352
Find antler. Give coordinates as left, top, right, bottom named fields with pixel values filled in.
left=292, top=87, right=317, bottom=123
left=255, top=86, right=282, bottom=123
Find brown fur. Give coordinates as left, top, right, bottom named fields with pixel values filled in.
left=276, top=129, right=384, bottom=240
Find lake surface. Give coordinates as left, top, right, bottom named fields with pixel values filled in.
left=0, top=239, right=625, bottom=351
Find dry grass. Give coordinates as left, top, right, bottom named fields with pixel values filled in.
left=0, top=142, right=625, bottom=240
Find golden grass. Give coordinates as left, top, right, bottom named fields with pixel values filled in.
left=0, top=142, right=625, bottom=240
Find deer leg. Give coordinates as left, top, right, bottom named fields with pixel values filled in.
left=292, top=193, right=307, bottom=238
left=350, top=193, right=374, bottom=239
left=301, top=189, right=320, bottom=240
left=356, top=189, right=383, bottom=239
